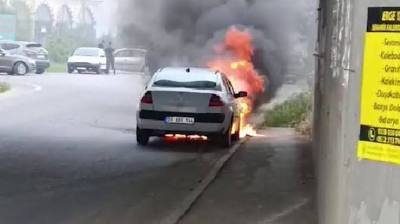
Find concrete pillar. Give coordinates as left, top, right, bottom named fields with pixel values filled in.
left=315, top=0, right=400, bottom=223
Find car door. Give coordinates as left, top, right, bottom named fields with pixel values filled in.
left=223, top=76, right=241, bottom=118
left=114, top=50, right=128, bottom=71
left=0, top=49, right=13, bottom=72
left=127, top=49, right=146, bottom=71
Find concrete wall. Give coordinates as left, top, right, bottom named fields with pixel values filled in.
left=315, top=0, right=400, bottom=223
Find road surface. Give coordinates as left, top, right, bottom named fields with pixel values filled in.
left=0, top=73, right=228, bottom=224
left=0, top=73, right=316, bottom=224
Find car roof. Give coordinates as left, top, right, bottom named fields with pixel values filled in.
left=157, top=67, right=220, bottom=76
left=115, top=48, right=147, bottom=53
left=0, top=40, right=19, bottom=44
left=75, top=47, right=102, bottom=51
left=16, top=41, right=41, bottom=45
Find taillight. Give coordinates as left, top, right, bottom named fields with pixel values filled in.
left=141, top=91, right=153, bottom=104
left=209, top=94, right=224, bottom=107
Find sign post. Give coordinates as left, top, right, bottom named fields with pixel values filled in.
left=358, top=7, right=400, bottom=164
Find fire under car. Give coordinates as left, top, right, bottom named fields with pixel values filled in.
left=136, top=67, right=248, bottom=147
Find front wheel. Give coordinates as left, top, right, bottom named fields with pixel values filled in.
left=13, top=62, right=28, bottom=75
left=67, top=67, right=74, bottom=74
left=136, top=126, right=149, bottom=146
left=96, top=66, right=102, bottom=74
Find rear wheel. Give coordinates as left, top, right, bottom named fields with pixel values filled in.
left=136, top=126, right=149, bottom=146
left=219, top=122, right=233, bottom=148
left=36, top=69, right=45, bottom=74
left=13, top=62, right=28, bottom=75
left=232, top=118, right=241, bottom=141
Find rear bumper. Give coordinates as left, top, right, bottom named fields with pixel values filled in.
left=35, top=60, right=50, bottom=70
left=139, top=110, right=225, bottom=123
left=137, top=110, right=229, bottom=136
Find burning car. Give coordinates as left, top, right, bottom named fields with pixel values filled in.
left=136, top=67, right=248, bottom=147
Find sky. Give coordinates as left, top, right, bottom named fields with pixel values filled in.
left=92, top=0, right=116, bottom=37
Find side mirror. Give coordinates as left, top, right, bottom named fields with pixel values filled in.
left=0, top=51, right=5, bottom=57
left=234, top=91, right=248, bottom=98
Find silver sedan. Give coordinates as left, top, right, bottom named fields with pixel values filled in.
left=136, top=67, right=248, bottom=147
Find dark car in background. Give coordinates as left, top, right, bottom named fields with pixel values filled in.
left=0, top=48, right=36, bottom=75
left=0, top=41, right=50, bottom=74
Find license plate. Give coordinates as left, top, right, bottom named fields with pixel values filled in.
left=37, top=55, right=45, bottom=59
left=165, top=117, right=195, bottom=125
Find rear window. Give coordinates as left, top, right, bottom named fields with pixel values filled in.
left=153, top=72, right=220, bottom=89
left=73, top=48, right=99, bottom=56
left=26, top=43, right=42, bottom=48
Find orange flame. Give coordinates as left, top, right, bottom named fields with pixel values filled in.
left=207, top=27, right=265, bottom=137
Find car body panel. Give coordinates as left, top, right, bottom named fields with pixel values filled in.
left=67, top=48, right=107, bottom=72
left=137, top=67, right=243, bottom=136
left=114, top=48, right=147, bottom=72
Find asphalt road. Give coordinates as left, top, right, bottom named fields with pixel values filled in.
left=0, top=73, right=228, bottom=224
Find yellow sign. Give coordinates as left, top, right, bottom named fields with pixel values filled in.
left=358, top=7, right=400, bottom=165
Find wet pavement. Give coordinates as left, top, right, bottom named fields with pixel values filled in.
left=181, top=129, right=317, bottom=224
left=0, top=74, right=317, bottom=224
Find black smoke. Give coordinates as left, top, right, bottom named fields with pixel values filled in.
left=116, top=0, right=316, bottom=96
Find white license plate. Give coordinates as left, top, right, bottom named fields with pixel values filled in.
left=165, top=117, right=195, bottom=125
left=37, top=55, right=45, bottom=59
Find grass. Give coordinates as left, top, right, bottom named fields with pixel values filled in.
left=0, top=82, right=10, bottom=94
left=264, top=92, right=311, bottom=128
left=47, top=63, right=67, bottom=73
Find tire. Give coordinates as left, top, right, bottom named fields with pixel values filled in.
left=136, top=126, right=149, bottom=146
left=36, top=69, right=45, bottom=74
left=219, top=122, right=233, bottom=148
left=67, top=65, right=74, bottom=74
left=232, top=117, right=241, bottom=141
left=96, top=66, right=101, bottom=74
left=13, top=62, right=28, bottom=75
left=78, top=70, right=84, bottom=74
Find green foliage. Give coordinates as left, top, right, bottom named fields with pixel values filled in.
left=47, top=63, right=66, bottom=73
left=45, top=34, right=75, bottom=63
left=44, top=24, right=97, bottom=63
left=264, top=93, right=311, bottom=128
left=14, top=1, right=33, bottom=41
left=0, top=82, right=10, bottom=93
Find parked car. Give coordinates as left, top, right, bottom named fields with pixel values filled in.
left=0, top=40, right=50, bottom=74
left=67, top=47, right=107, bottom=74
left=0, top=48, right=36, bottom=75
left=114, top=48, right=147, bottom=72
left=136, top=67, right=248, bottom=147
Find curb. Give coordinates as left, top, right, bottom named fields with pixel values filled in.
left=162, top=138, right=249, bottom=224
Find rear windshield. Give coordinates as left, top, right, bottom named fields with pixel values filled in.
left=153, top=72, right=219, bottom=89
left=73, top=48, right=99, bottom=56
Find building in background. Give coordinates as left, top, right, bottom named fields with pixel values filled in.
left=0, top=0, right=102, bottom=43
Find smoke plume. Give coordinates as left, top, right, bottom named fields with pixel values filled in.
left=116, top=0, right=316, bottom=97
